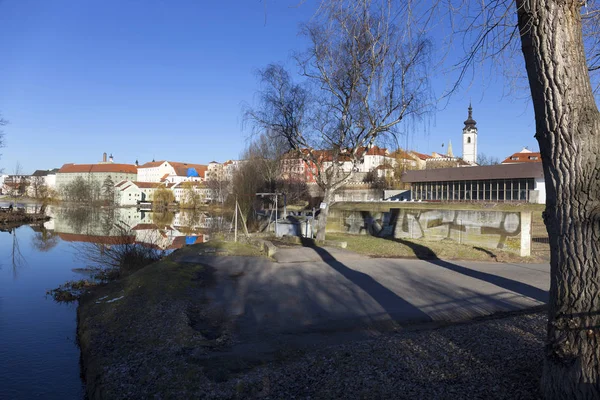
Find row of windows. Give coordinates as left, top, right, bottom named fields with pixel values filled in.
left=411, top=179, right=535, bottom=202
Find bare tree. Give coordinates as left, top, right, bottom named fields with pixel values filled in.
left=30, top=176, right=49, bottom=200
left=477, top=153, right=500, bottom=166
left=246, top=0, right=432, bottom=240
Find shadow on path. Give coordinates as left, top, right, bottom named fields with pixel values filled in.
left=299, top=238, right=432, bottom=323
left=390, top=238, right=548, bottom=304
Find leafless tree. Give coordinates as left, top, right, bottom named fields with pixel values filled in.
left=246, top=0, right=432, bottom=240
left=30, top=176, right=49, bottom=200
left=205, top=179, right=230, bottom=205
left=476, top=153, right=500, bottom=166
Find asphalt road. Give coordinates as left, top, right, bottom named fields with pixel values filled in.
left=179, top=246, right=549, bottom=339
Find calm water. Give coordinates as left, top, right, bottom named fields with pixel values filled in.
left=0, top=205, right=223, bottom=399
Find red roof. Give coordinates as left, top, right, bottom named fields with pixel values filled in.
left=390, top=149, right=415, bottom=160
left=130, top=182, right=176, bottom=189
left=410, top=151, right=432, bottom=160
left=283, top=147, right=390, bottom=163
left=170, top=162, right=208, bottom=178
left=132, top=223, right=174, bottom=231
left=58, top=163, right=138, bottom=174
left=138, top=160, right=166, bottom=168
left=502, top=151, right=542, bottom=164
left=57, top=232, right=135, bottom=244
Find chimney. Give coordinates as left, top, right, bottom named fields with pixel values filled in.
left=109, top=154, right=114, bottom=163
left=103, top=152, right=107, bottom=162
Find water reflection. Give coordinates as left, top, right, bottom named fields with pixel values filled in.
left=45, top=206, right=230, bottom=250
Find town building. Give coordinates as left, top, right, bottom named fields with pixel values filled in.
left=281, top=146, right=396, bottom=183
left=501, top=148, right=542, bottom=164
left=1, top=174, right=30, bottom=196
left=402, top=162, right=546, bottom=203
left=114, top=180, right=213, bottom=206
left=56, top=154, right=137, bottom=194
left=462, top=104, right=478, bottom=164
left=137, top=161, right=207, bottom=183
left=222, top=160, right=243, bottom=181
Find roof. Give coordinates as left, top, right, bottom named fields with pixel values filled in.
left=282, top=146, right=390, bottom=163
left=501, top=151, right=542, bottom=164
left=138, top=161, right=208, bottom=178
left=410, top=151, right=432, bottom=160
left=138, top=160, right=166, bottom=168
left=58, top=163, right=138, bottom=174
left=132, top=223, right=174, bottom=231
left=402, top=162, right=544, bottom=183
left=390, top=149, right=416, bottom=161
left=130, top=182, right=177, bottom=189
left=375, top=164, right=394, bottom=170
left=32, top=169, right=58, bottom=177
left=57, top=232, right=136, bottom=245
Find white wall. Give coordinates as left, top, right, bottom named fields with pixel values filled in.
left=534, top=177, right=546, bottom=204
left=137, top=162, right=175, bottom=182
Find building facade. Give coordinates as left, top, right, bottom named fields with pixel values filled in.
left=462, top=104, right=478, bottom=164
left=137, top=161, right=207, bottom=183
left=56, top=163, right=138, bottom=195
left=403, top=163, right=546, bottom=203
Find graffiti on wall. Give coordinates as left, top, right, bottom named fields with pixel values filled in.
left=333, top=208, right=523, bottom=253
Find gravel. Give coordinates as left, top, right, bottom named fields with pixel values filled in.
left=200, top=311, right=546, bottom=399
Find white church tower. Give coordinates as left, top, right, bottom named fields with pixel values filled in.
left=462, top=103, right=478, bottom=164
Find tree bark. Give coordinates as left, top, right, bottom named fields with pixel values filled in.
left=316, top=187, right=333, bottom=242
left=516, top=1, right=600, bottom=398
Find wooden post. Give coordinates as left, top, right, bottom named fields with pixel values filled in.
left=234, top=198, right=238, bottom=243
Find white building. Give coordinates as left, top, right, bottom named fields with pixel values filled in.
left=222, top=160, right=243, bottom=181
left=137, top=160, right=207, bottom=183
left=114, top=180, right=213, bottom=206
left=462, top=104, right=478, bottom=165
left=56, top=156, right=137, bottom=195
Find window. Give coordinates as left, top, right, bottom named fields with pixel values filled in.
left=529, top=156, right=538, bottom=160
left=511, top=156, right=519, bottom=160
left=467, top=137, right=471, bottom=144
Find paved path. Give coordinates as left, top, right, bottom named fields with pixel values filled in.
left=178, top=246, right=549, bottom=338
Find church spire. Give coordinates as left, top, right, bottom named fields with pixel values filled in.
left=464, top=103, right=477, bottom=129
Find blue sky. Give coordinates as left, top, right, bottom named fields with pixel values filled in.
left=0, top=0, right=538, bottom=174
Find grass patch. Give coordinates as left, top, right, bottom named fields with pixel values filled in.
left=173, top=239, right=264, bottom=258
left=326, top=233, right=542, bottom=263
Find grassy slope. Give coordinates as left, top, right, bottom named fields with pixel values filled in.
left=78, top=241, right=263, bottom=399
left=326, top=233, right=543, bottom=263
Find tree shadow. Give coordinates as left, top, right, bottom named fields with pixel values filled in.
left=299, top=237, right=432, bottom=323
left=389, top=237, right=548, bottom=304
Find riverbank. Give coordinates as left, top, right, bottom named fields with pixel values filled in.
left=77, top=240, right=549, bottom=399
left=77, top=241, right=263, bottom=399
left=0, top=211, right=49, bottom=227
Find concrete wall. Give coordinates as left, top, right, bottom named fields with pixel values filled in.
left=327, top=207, right=532, bottom=256
left=534, top=177, right=546, bottom=204
left=307, top=184, right=383, bottom=202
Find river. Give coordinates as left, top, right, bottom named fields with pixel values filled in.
left=0, top=205, right=227, bottom=399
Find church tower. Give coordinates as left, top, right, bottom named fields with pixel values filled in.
left=462, top=104, right=478, bottom=164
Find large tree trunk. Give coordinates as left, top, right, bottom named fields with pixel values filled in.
left=316, top=187, right=333, bottom=242
left=516, top=1, right=600, bottom=398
